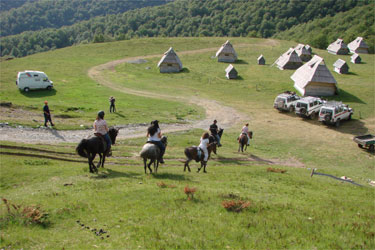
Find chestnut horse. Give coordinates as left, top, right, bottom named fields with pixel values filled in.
left=238, top=131, right=253, bottom=152
left=184, top=135, right=217, bottom=173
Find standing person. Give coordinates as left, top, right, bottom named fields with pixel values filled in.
left=239, top=123, right=250, bottom=146
left=199, top=132, right=210, bottom=163
left=43, top=101, right=54, bottom=127
left=109, top=96, right=116, bottom=113
left=209, top=119, right=222, bottom=147
left=94, top=111, right=111, bottom=156
left=146, top=120, right=165, bottom=163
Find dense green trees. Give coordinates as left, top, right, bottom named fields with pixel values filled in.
left=1, top=0, right=373, bottom=58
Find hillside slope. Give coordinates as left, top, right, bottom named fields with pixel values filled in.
left=0, top=0, right=372, bottom=58
left=274, top=4, right=375, bottom=52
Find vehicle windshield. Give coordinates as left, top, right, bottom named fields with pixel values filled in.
left=275, top=97, right=285, bottom=103
left=320, top=108, right=333, bottom=115
left=296, top=102, right=308, bottom=109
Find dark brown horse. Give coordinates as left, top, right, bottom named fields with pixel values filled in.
left=184, top=136, right=217, bottom=173
left=76, top=127, right=119, bottom=173
left=238, top=131, right=252, bottom=152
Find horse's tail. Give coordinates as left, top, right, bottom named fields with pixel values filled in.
left=184, top=147, right=192, bottom=161
left=76, top=139, right=89, bottom=158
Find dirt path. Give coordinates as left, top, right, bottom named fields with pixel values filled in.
left=1, top=44, right=261, bottom=144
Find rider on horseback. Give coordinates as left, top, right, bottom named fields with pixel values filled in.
left=209, top=120, right=222, bottom=147
left=239, top=123, right=250, bottom=146
left=147, top=120, right=165, bottom=164
left=199, top=132, right=210, bottom=163
left=94, top=111, right=111, bottom=156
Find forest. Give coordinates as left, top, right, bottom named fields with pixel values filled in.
left=0, top=0, right=373, bottom=58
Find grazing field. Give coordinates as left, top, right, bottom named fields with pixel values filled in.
left=0, top=37, right=374, bottom=249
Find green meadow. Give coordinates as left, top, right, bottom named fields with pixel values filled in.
left=0, top=37, right=374, bottom=249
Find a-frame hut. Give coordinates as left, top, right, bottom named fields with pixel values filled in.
left=216, top=40, right=237, bottom=63
left=305, top=44, right=312, bottom=54
left=333, top=59, right=349, bottom=74
left=295, top=44, right=312, bottom=62
left=257, top=55, right=265, bottom=65
left=157, top=47, right=183, bottom=73
left=274, top=48, right=303, bottom=70
left=291, top=55, right=337, bottom=96
left=350, top=53, right=361, bottom=64
left=348, top=37, right=369, bottom=54
left=327, top=39, right=349, bottom=55
left=225, top=64, right=238, bottom=79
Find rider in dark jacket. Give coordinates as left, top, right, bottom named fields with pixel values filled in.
left=209, top=120, right=222, bottom=147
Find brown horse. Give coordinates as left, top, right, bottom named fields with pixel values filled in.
left=184, top=136, right=217, bottom=173
left=238, top=131, right=252, bottom=152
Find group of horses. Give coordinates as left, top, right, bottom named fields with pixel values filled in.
left=76, top=127, right=252, bottom=174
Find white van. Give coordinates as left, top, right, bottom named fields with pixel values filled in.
left=16, top=71, right=53, bottom=92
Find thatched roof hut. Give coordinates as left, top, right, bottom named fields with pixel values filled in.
left=348, top=37, right=369, bottom=54
left=274, top=48, right=303, bottom=70
left=291, top=55, right=337, bottom=96
left=295, top=44, right=312, bottom=62
left=257, top=55, right=265, bottom=65
left=225, top=64, right=238, bottom=79
left=333, top=59, right=349, bottom=74
left=327, top=39, right=349, bottom=55
left=216, top=40, right=237, bottom=63
left=350, top=53, right=361, bottom=64
left=157, top=47, right=183, bottom=73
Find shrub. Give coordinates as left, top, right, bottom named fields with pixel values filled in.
left=267, top=167, right=287, bottom=173
left=184, top=186, right=197, bottom=200
left=222, top=200, right=251, bottom=213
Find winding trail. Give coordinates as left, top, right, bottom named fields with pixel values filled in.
left=1, top=46, right=252, bottom=144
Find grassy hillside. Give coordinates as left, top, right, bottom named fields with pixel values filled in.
left=274, top=4, right=375, bottom=53
left=1, top=0, right=372, bottom=57
left=1, top=37, right=374, bottom=248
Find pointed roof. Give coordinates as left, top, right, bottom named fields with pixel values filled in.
left=257, top=54, right=264, bottom=61
left=225, top=64, right=237, bottom=74
left=157, top=47, right=182, bottom=68
left=327, top=39, right=348, bottom=53
left=333, top=59, right=347, bottom=68
left=295, top=44, right=311, bottom=57
left=351, top=53, right=361, bottom=60
left=291, top=55, right=337, bottom=89
left=216, top=40, right=237, bottom=58
left=275, top=48, right=302, bottom=68
left=348, top=37, right=369, bottom=51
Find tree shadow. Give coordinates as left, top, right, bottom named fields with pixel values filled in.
left=19, top=89, right=57, bottom=98
left=151, top=172, right=190, bottom=181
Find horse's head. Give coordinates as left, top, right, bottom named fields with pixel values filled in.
left=208, top=135, right=217, bottom=155
left=218, top=128, right=224, bottom=138
left=108, top=127, right=119, bottom=145
left=161, top=136, right=168, bottom=147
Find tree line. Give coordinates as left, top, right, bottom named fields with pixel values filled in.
left=0, top=0, right=373, bottom=58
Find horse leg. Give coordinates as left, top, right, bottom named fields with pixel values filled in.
left=147, top=159, right=153, bottom=173
left=101, top=155, right=106, bottom=168
left=88, top=155, right=94, bottom=173
left=97, top=153, right=102, bottom=168
left=197, top=161, right=202, bottom=173
left=143, top=158, right=147, bottom=174
left=91, top=153, right=98, bottom=173
left=155, top=160, right=159, bottom=173
left=238, top=143, right=241, bottom=152
left=203, top=161, right=207, bottom=173
left=184, top=159, right=191, bottom=172
left=245, top=144, right=247, bottom=151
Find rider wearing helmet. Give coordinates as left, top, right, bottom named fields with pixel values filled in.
left=94, top=110, right=111, bottom=156
left=147, top=120, right=165, bottom=163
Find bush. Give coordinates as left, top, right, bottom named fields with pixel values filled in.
left=222, top=200, right=251, bottom=212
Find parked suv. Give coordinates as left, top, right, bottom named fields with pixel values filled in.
left=295, top=96, right=324, bottom=119
left=273, top=91, right=300, bottom=112
left=319, top=101, right=353, bottom=127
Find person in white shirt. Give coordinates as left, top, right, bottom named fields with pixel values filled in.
left=94, top=110, right=111, bottom=155
left=147, top=120, right=165, bottom=163
left=199, top=132, right=210, bottom=162
left=239, top=123, right=250, bottom=146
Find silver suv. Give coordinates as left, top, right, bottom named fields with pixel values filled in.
left=273, top=91, right=300, bottom=112
left=295, top=96, right=324, bottom=119
left=319, top=101, right=353, bottom=127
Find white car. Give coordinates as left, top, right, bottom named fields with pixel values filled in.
left=319, top=101, right=353, bottom=127
left=16, top=70, right=53, bottom=92
left=273, top=91, right=300, bottom=112
left=295, top=96, right=324, bottom=119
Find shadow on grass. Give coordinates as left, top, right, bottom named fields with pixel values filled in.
left=19, top=89, right=57, bottom=98
left=91, top=168, right=141, bottom=180
left=346, top=72, right=358, bottom=76
left=180, top=68, right=190, bottom=73
left=151, top=172, right=190, bottom=181
left=113, top=112, right=125, bottom=118
left=233, top=59, right=248, bottom=65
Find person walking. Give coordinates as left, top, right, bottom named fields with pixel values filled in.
left=109, top=96, right=116, bottom=113
left=209, top=119, right=222, bottom=147
left=146, top=120, right=165, bottom=163
left=43, top=101, right=54, bottom=127
left=94, top=111, right=111, bottom=156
